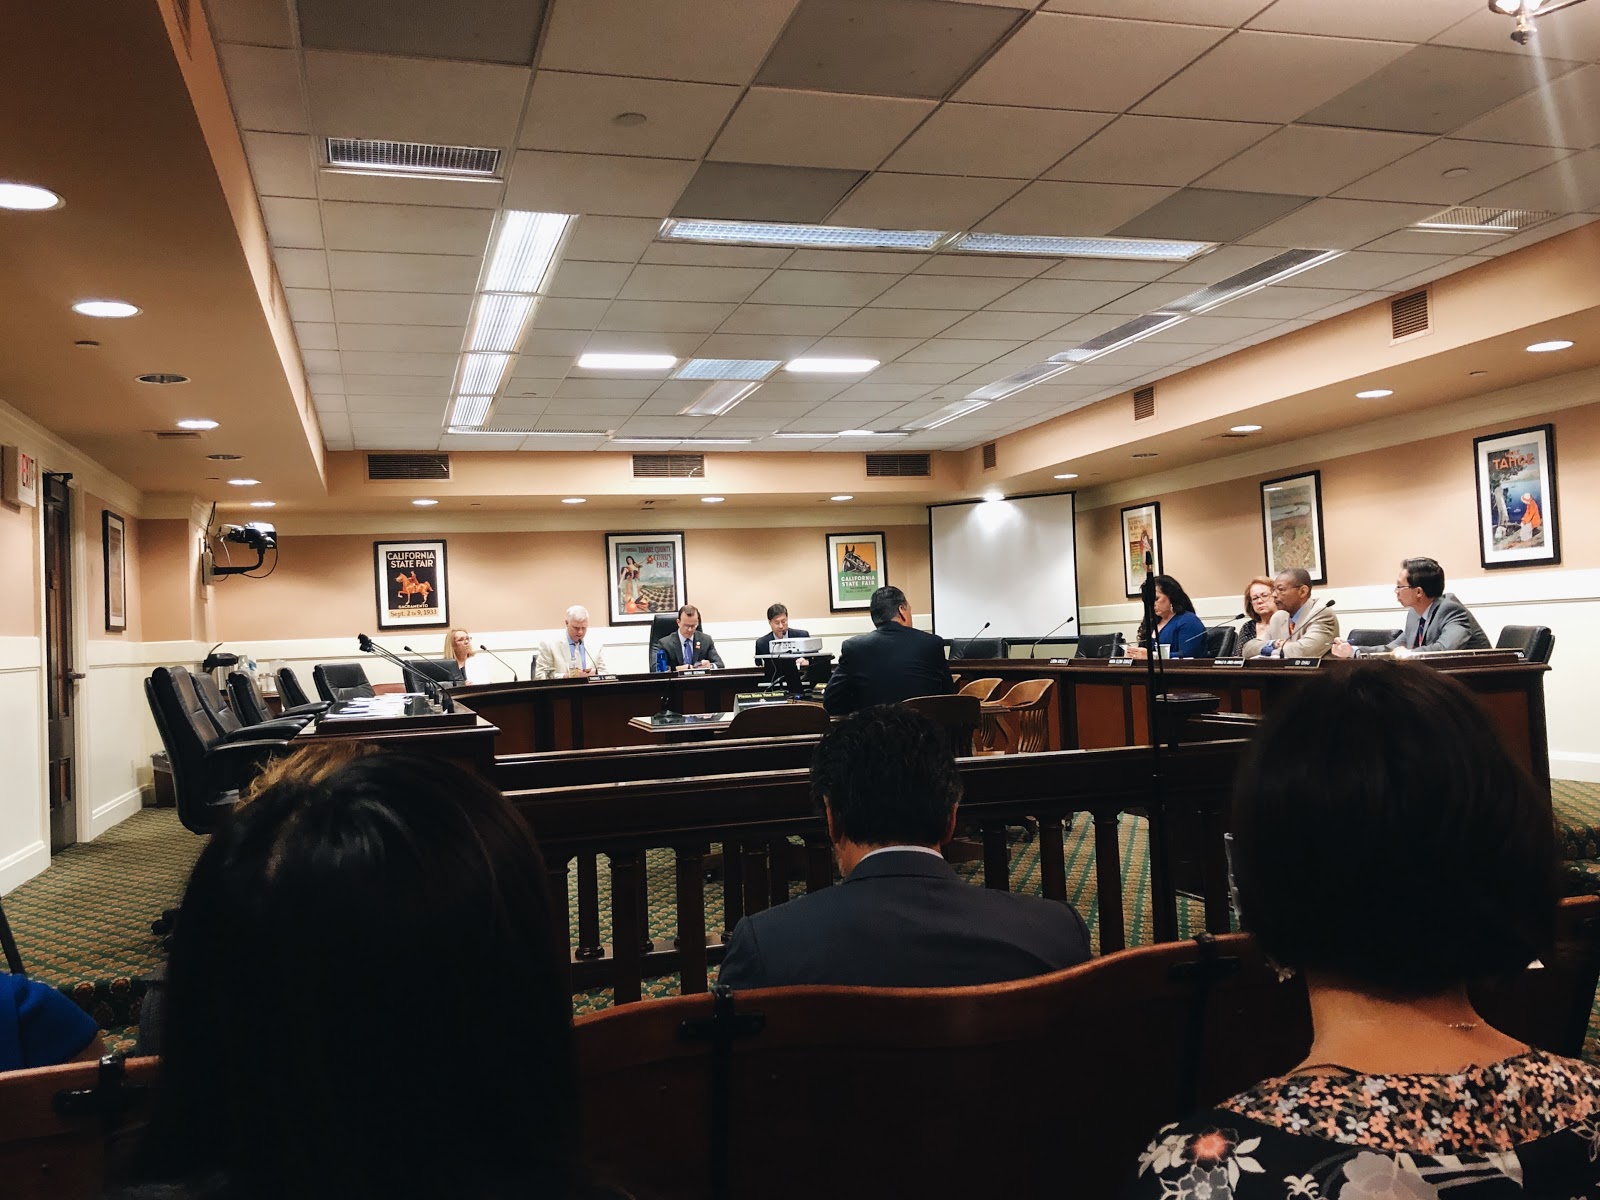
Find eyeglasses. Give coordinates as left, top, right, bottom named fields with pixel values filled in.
left=1394, top=583, right=1418, bottom=592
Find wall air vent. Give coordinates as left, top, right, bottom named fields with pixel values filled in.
left=633, top=454, right=705, bottom=479
left=1133, top=385, right=1156, bottom=421
left=325, top=138, right=501, bottom=178
left=1391, top=290, right=1430, bottom=343
left=865, top=453, right=931, bottom=478
left=981, top=442, right=997, bottom=470
left=367, top=453, right=451, bottom=481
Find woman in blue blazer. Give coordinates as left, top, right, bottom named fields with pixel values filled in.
left=1132, top=574, right=1208, bottom=659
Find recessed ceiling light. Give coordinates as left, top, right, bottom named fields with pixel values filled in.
left=482, top=210, right=574, bottom=293
left=837, top=428, right=875, bottom=437
left=701, top=496, right=725, bottom=503
left=561, top=497, right=586, bottom=504
left=177, top=418, right=218, bottom=430
left=73, top=299, right=140, bottom=318
left=611, top=436, right=753, bottom=445
left=613, top=112, right=648, bottom=127
left=660, top=217, right=944, bottom=251
left=448, top=396, right=493, bottom=427
left=74, top=340, right=99, bottom=348
left=248, top=500, right=276, bottom=508
left=0, top=181, right=64, bottom=211
left=1230, top=424, right=1263, bottom=433
left=227, top=478, right=260, bottom=487
left=412, top=499, right=439, bottom=507
left=830, top=494, right=853, bottom=501
left=1469, top=370, right=1488, bottom=377
left=578, top=352, right=677, bottom=370
left=1442, top=167, right=1472, bottom=179
left=464, top=292, right=538, bottom=354
left=136, top=373, right=188, bottom=385
left=673, top=358, right=782, bottom=380
left=1527, top=339, right=1573, bottom=352
left=951, top=232, right=1214, bottom=262
left=983, top=491, right=1004, bottom=502
left=1356, top=389, right=1394, bottom=399
left=206, top=453, right=243, bottom=461
left=1132, top=452, right=1158, bottom=459
left=1053, top=473, right=1078, bottom=481
left=785, top=357, right=879, bottom=374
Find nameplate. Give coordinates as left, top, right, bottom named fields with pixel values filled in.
left=1048, top=657, right=1070, bottom=665
left=587, top=674, right=618, bottom=682
left=1107, top=657, right=1136, bottom=666
left=1211, top=658, right=1246, bottom=668
left=1286, top=658, right=1321, bottom=668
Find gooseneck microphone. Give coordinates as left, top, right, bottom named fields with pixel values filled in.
left=958, top=620, right=990, bottom=659
left=478, top=644, right=519, bottom=681
left=1027, top=614, right=1076, bottom=659
left=357, top=633, right=452, bottom=711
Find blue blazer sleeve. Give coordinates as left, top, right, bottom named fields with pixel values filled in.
left=1165, top=612, right=1209, bottom=658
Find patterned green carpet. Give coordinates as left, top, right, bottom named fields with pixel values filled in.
left=5, top=779, right=1600, bottom=1049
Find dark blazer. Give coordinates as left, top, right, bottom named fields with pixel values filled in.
left=656, top=629, right=725, bottom=669
left=717, top=850, right=1091, bottom=990
left=1377, top=593, right=1492, bottom=654
left=754, top=628, right=810, bottom=657
left=822, top=622, right=953, bottom=715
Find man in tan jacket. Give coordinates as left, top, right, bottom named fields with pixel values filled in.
left=1243, top=568, right=1339, bottom=659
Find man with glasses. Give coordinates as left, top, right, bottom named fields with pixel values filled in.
left=1330, top=557, right=1489, bottom=658
left=1250, top=568, right=1340, bottom=659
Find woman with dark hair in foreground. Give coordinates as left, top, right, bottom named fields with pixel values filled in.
left=131, top=745, right=619, bottom=1200
left=1125, top=663, right=1596, bottom=1198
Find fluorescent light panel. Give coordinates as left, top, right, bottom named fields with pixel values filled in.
left=578, top=352, right=677, bottom=370
left=660, top=218, right=944, bottom=251
left=1178, top=250, right=1343, bottom=315
left=679, top=379, right=762, bottom=417
left=673, top=358, right=782, bottom=380
left=466, top=293, right=539, bottom=353
left=457, top=353, right=513, bottom=396
left=448, top=396, right=493, bottom=426
left=951, top=232, right=1214, bottom=261
left=785, top=357, right=879, bottom=374
left=965, top=362, right=1075, bottom=402
left=1049, top=314, right=1190, bottom=365
left=610, top=436, right=754, bottom=445
left=904, top=400, right=989, bottom=430
left=483, top=210, right=573, bottom=293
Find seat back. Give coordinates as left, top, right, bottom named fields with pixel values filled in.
left=1200, top=625, right=1237, bottom=658
left=0, top=1055, right=160, bottom=1200
left=1347, top=627, right=1401, bottom=648
left=957, top=676, right=1002, bottom=702
left=1472, top=894, right=1600, bottom=1055
left=949, top=637, right=1003, bottom=660
left=277, top=666, right=313, bottom=707
left=1073, top=632, right=1123, bottom=659
left=313, top=662, right=375, bottom=703
left=1496, top=624, right=1555, bottom=664
left=725, top=702, right=830, bottom=738
left=648, top=613, right=680, bottom=668
left=226, top=670, right=270, bottom=725
left=144, top=668, right=222, bottom=835
left=991, top=678, right=1054, bottom=753
left=902, top=693, right=981, bottom=758
left=190, top=671, right=243, bottom=736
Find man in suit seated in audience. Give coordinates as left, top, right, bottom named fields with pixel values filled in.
left=1245, top=568, right=1340, bottom=659
left=717, top=705, right=1091, bottom=990
left=1330, top=556, right=1491, bottom=658
left=533, top=605, right=608, bottom=679
left=656, top=604, right=725, bottom=670
left=822, top=585, right=953, bottom=715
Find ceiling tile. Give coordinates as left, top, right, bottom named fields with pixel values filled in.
left=1157, top=244, right=1287, bottom=284
left=242, top=131, right=317, bottom=198
left=547, top=260, right=634, bottom=299
left=303, top=51, right=530, bottom=145
left=506, top=152, right=697, bottom=218
left=540, top=0, right=800, bottom=85
left=1239, top=198, right=1440, bottom=249
left=747, top=270, right=900, bottom=306
left=640, top=243, right=793, bottom=268
left=1465, top=148, right=1600, bottom=213
left=344, top=373, right=457, bottom=395
left=744, top=382, right=852, bottom=404
left=532, top=298, right=610, bottom=329
left=719, top=304, right=854, bottom=334
left=803, top=335, right=925, bottom=359
left=883, top=104, right=1111, bottom=178
left=523, top=330, right=593, bottom=356
left=1301, top=45, right=1578, bottom=136
left=757, top=0, right=1023, bottom=99
left=915, top=255, right=1054, bottom=278
left=711, top=89, right=937, bottom=170
left=985, top=277, right=1138, bottom=311
left=1270, top=250, right=1457, bottom=290
left=828, top=309, right=965, bottom=337
left=863, top=362, right=972, bottom=384
left=207, top=0, right=296, bottom=46
left=829, top=173, right=1025, bottom=230
left=562, top=217, right=663, bottom=264
left=1336, top=139, right=1572, bottom=205
left=508, top=355, right=576, bottom=379
left=957, top=12, right=1226, bottom=111
left=520, top=72, right=740, bottom=159
left=784, top=249, right=931, bottom=273
left=1453, top=66, right=1600, bottom=149
left=694, top=333, right=824, bottom=359
left=1199, top=126, right=1431, bottom=197
left=540, top=395, right=645, bottom=414
left=1476, top=212, right=1600, bottom=258
left=1039, top=258, right=1175, bottom=282
left=1135, top=31, right=1411, bottom=123
left=1357, top=228, right=1507, bottom=255
left=671, top=162, right=865, bottom=222
left=1203, top=285, right=1365, bottom=320
left=296, top=0, right=546, bottom=65
left=344, top=394, right=451, bottom=414
left=1046, top=115, right=1275, bottom=187
left=326, top=250, right=480, bottom=293
left=1092, top=282, right=1203, bottom=315
left=554, top=379, right=660, bottom=399
left=868, top=274, right=1023, bottom=309
left=1431, top=5, right=1600, bottom=60
left=218, top=44, right=307, bottom=133
left=619, top=264, right=771, bottom=303
left=1113, top=188, right=1311, bottom=241
left=599, top=300, right=738, bottom=332
left=295, top=322, right=338, bottom=351
left=977, top=181, right=1174, bottom=236
left=332, top=291, right=472, bottom=325
left=1041, top=0, right=1265, bottom=23
left=316, top=172, right=504, bottom=210
left=335, top=326, right=463, bottom=355
left=899, top=339, right=1023, bottom=363
left=1246, top=0, right=1479, bottom=41
left=936, top=311, right=1072, bottom=339
left=276, top=250, right=330, bottom=292
left=321, top=201, right=494, bottom=255
left=1379, top=253, right=1493, bottom=293
left=261, top=197, right=324, bottom=248
left=579, top=330, right=707, bottom=356
left=338, top=351, right=458, bottom=377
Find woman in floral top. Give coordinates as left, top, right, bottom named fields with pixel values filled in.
left=1125, top=662, right=1598, bottom=1198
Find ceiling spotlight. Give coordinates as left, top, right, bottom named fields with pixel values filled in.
left=249, top=500, right=276, bottom=508
left=1355, top=389, right=1394, bottom=399
left=412, top=499, right=439, bottom=507
left=701, top=496, right=726, bottom=503
left=1527, top=339, right=1574, bottom=352
left=0, top=181, right=64, bottom=211
left=983, top=491, right=1004, bottom=502
left=1488, top=0, right=1588, bottom=45
left=177, top=418, right=218, bottom=430
left=561, top=497, right=587, bottom=504
left=227, top=478, right=260, bottom=487
left=1230, top=424, right=1263, bottom=433
left=1053, top=473, right=1078, bottom=481
left=830, top=495, right=853, bottom=501
left=73, top=299, right=140, bottom=318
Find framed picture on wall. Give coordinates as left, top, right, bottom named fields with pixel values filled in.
left=607, top=531, right=686, bottom=624
left=1474, top=423, right=1560, bottom=569
left=825, top=532, right=887, bottom=612
left=374, top=540, right=449, bottom=630
left=1260, top=470, right=1327, bottom=585
left=1120, top=503, right=1161, bottom=598
left=102, top=510, right=126, bottom=632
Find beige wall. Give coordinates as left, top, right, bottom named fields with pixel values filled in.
left=83, top=494, right=143, bottom=641
left=1080, top=399, right=1600, bottom=607
left=204, top=522, right=933, bottom=641
left=0, top=499, right=37, bottom=637
left=139, top=518, right=201, bottom=642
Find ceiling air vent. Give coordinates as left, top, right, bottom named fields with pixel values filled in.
left=865, top=453, right=931, bottom=478
left=1133, top=385, right=1156, bottom=421
left=633, top=453, right=705, bottom=479
left=981, top=442, right=997, bottom=470
left=148, top=430, right=202, bottom=441
left=326, top=138, right=501, bottom=177
left=1391, top=290, right=1430, bottom=343
left=367, top=453, right=451, bottom=481
left=1414, top=205, right=1555, bottom=234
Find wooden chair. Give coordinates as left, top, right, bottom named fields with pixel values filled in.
left=0, top=1055, right=160, bottom=1200
left=982, top=677, right=1054, bottom=753
left=724, top=703, right=829, bottom=739
left=957, top=677, right=1001, bottom=702
left=902, top=693, right=980, bottom=759
left=958, top=678, right=1003, bottom=752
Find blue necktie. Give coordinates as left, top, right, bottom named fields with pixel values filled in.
left=683, top=638, right=693, bottom=665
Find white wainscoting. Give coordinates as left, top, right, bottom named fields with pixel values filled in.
left=83, top=641, right=180, bottom=839
left=0, top=637, right=48, bottom=894
left=1081, top=567, right=1600, bottom=782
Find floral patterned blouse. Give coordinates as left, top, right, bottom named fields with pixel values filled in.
left=1124, top=1050, right=1600, bottom=1198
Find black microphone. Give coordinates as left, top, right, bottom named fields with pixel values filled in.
left=357, top=633, right=374, bottom=653
left=957, top=619, right=990, bottom=660
left=1028, top=614, right=1076, bottom=659
left=478, top=644, right=519, bottom=681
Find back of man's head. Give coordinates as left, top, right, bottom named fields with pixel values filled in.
left=869, top=585, right=907, bottom=628
left=812, top=705, right=961, bottom=846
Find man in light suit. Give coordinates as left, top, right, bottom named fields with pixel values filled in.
left=822, top=585, right=953, bottom=715
left=1246, top=567, right=1340, bottom=659
left=532, top=605, right=608, bottom=679
left=1330, top=557, right=1491, bottom=658
left=656, top=604, right=724, bottom=670
left=717, top=705, right=1090, bottom=990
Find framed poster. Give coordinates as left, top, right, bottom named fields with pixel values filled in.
left=607, top=531, right=686, bottom=624
left=1120, top=502, right=1161, bottom=598
left=1260, top=470, right=1327, bottom=585
left=374, top=540, right=448, bottom=630
left=826, top=531, right=886, bottom=612
left=1474, top=423, right=1560, bottom=569
left=103, top=510, right=126, bottom=632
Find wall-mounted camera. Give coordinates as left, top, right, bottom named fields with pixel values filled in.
left=205, top=521, right=279, bottom=580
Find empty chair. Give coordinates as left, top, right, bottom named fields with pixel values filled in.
left=312, top=661, right=376, bottom=703
left=725, top=703, right=830, bottom=738
left=985, top=678, right=1054, bottom=754
left=1073, top=633, right=1123, bottom=659
left=275, top=666, right=324, bottom=711
left=1497, top=624, right=1555, bottom=664
left=190, top=670, right=307, bottom=741
left=957, top=677, right=1002, bottom=702
left=1199, top=626, right=1237, bottom=658
left=227, top=671, right=324, bottom=727
left=902, top=693, right=980, bottom=759
left=950, top=637, right=1003, bottom=660
left=1346, top=628, right=1403, bottom=648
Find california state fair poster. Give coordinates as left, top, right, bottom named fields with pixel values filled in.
left=374, top=540, right=449, bottom=630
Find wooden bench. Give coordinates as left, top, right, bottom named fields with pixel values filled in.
left=494, top=734, right=822, bottom=792
left=0, top=1054, right=159, bottom=1200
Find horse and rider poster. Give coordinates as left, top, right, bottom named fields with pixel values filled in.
left=374, top=540, right=449, bottom=630
left=826, top=532, right=886, bottom=612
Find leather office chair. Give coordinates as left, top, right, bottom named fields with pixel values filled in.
left=950, top=637, right=1003, bottom=660
left=725, top=703, right=830, bottom=738
left=1073, top=633, right=1123, bottom=659
left=276, top=666, right=320, bottom=709
left=1199, top=626, right=1237, bottom=658
left=1497, top=624, right=1555, bottom=664
left=1347, top=628, right=1402, bottom=648
left=227, top=670, right=326, bottom=726
left=647, top=613, right=680, bottom=671
left=312, top=662, right=377, bottom=703
left=191, top=671, right=307, bottom=740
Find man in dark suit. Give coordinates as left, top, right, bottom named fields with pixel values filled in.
left=1330, top=557, right=1491, bottom=658
left=822, top=585, right=953, bottom=715
left=717, top=705, right=1091, bottom=990
left=753, top=602, right=809, bottom=658
left=655, top=604, right=725, bottom=670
